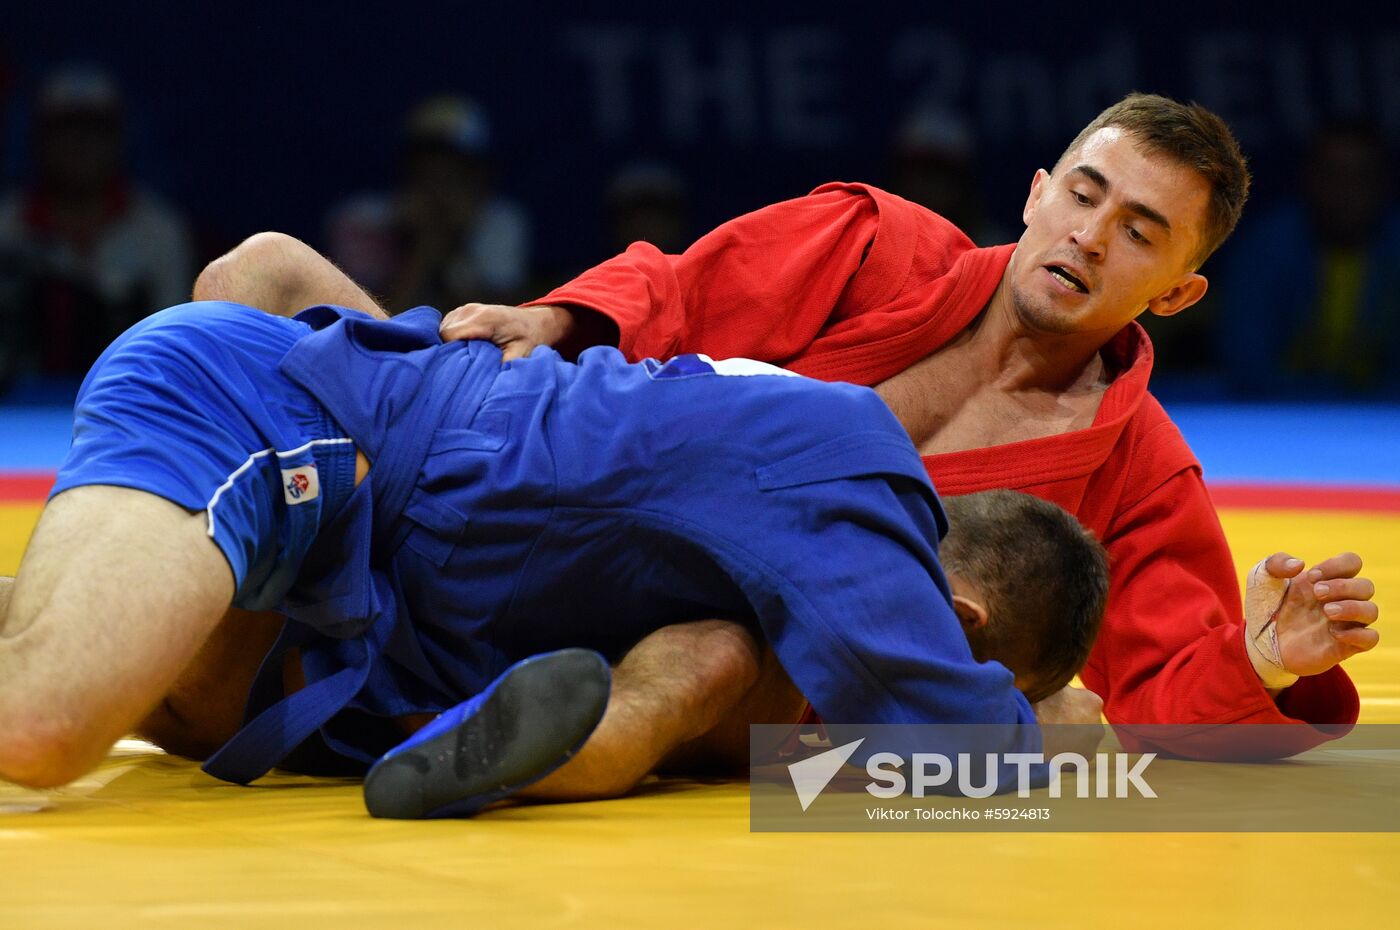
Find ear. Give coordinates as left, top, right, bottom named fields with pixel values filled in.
left=952, top=594, right=990, bottom=635
left=1022, top=168, right=1051, bottom=227
left=1145, top=272, right=1208, bottom=319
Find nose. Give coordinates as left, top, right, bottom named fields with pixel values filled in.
left=1070, top=214, right=1109, bottom=261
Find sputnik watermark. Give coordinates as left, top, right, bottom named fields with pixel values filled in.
left=788, top=738, right=1156, bottom=812
left=753, top=724, right=1400, bottom=832
left=863, top=749, right=1156, bottom=800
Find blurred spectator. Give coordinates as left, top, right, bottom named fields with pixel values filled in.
left=387, top=95, right=531, bottom=311
left=887, top=107, right=1009, bottom=246
left=323, top=193, right=398, bottom=300
left=605, top=162, right=690, bottom=256
left=1218, top=122, right=1400, bottom=398
left=0, top=65, right=192, bottom=391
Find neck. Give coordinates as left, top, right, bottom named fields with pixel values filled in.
left=970, top=275, right=1111, bottom=393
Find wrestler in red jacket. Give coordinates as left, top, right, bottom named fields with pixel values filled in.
left=442, top=97, right=1380, bottom=760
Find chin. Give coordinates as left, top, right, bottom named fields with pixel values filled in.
left=1010, top=283, right=1082, bottom=336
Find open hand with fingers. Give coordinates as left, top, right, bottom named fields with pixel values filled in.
left=1244, top=551, right=1380, bottom=687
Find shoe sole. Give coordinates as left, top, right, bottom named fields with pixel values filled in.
left=363, top=648, right=612, bottom=819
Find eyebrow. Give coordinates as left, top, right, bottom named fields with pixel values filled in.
left=1069, top=164, right=1173, bottom=237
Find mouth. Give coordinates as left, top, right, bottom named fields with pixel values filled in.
left=1045, top=264, right=1090, bottom=295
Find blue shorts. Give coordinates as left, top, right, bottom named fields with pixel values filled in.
left=51, top=302, right=358, bottom=610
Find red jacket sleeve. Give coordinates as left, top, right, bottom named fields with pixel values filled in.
left=1083, top=438, right=1358, bottom=759
left=531, top=185, right=917, bottom=363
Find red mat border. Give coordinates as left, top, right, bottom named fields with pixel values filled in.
left=1207, top=483, right=1400, bottom=514
left=3, top=472, right=1399, bottom=512
left=0, top=473, right=54, bottom=502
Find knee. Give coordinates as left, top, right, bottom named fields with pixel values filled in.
left=0, top=715, right=100, bottom=789
left=233, top=230, right=308, bottom=263
left=226, top=230, right=308, bottom=264
left=0, top=634, right=112, bottom=788
left=208, top=231, right=304, bottom=275
left=684, top=620, right=763, bottom=706
left=193, top=231, right=310, bottom=303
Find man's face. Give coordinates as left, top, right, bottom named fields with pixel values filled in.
left=1007, top=127, right=1212, bottom=339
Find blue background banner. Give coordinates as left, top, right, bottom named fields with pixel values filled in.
left=6, top=5, right=1400, bottom=268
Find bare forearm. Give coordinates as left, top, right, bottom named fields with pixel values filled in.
left=193, top=232, right=388, bottom=320
left=518, top=619, right=762, bottom=801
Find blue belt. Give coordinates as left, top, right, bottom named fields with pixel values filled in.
left=202, top=339, right=502, bottom=785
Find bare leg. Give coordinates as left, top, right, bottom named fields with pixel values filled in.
left=135, top=608, right=286, bottom=760
left=119, top=608, right=797, bottom=797
left=0, top=487, right=234, bottom=787
left=657, top=644, right=808, bottom=775
left=516, top=620, right=763, bottom=801
left=193, top=232, right=389, bottom=321
left=139, top=613, right=774, bottom=795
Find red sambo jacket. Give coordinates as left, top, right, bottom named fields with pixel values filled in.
left=533, top=182, right=1358, bottom=758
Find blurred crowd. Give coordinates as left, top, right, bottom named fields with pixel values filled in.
left=2, top=64, right=1398, bottom=401
left=0, top=67, right=190, bottom=397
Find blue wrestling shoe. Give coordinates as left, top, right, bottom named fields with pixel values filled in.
left=363, top=648, right=612, bottom=819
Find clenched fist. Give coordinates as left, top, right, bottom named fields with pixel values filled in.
left=439, top=303, right=575, bottom=361
left=439, top=302, right=619, bottom=362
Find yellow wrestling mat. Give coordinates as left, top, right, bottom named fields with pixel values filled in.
left=2, top=502, right=1398, bottom=928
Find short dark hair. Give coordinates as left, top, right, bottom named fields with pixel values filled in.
left=1056, top=93, right=1251, bottom=268
left=939, top=490, right=1109, bottom=704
